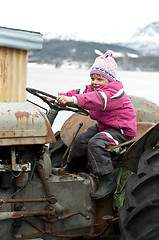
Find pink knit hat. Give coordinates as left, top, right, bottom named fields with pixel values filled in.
left=90, top=50, right=117, bottom=82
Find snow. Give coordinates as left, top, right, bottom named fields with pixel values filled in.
left=127, top=53, right=139, bottom=58
left=94, top=49, right=103, bottom=56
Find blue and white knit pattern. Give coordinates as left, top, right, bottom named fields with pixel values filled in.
left=91, top=67, right=117, bottom=81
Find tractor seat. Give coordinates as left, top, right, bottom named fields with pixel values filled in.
left=107, top=122, right=155, bottom=150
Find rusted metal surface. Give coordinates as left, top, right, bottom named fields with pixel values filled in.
left=42, top=208, right=90, bottom=224
left=0, top=196, right=55, bottom=204
left=129, top=95, right=159, bottom=123
left=60, top=122, right=83, bottom=169
left=10, top=174, right=97, bottom=238
left=95, top=196, right=118, bottom=235
left=37, top=164, right=57, bottom=204
left=123, top=121, right=159, bottom=173
left=60, top=114, right=96, bottom=146
left=0, top=209, right=56, bottom=220
left=0, top=102, right=55, bottom=145
left=19, top=222, right=109, bottom=239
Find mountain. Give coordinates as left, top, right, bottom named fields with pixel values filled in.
left=122, top=22, right=159, bottom=56
left=44, top=22, right=159, bottom=56
left=29, top=39, right=142, bottom=69
left=28, top=22, right=159, bottom=71
left=29, top=38, right=159, bottom=71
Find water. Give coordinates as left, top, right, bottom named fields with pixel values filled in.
left=27, top=65, right=159, bottom=132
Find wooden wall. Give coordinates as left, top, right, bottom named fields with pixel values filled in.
left=0, top=47, right=28, bottom=102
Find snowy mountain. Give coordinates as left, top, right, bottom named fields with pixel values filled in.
left=123, top=22, right=159, bottom=56
left=29, top=22, right=159, bottom=71
left=44, top=22, right=159, bottom=56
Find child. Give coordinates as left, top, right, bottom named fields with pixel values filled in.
left=50, top=50, right=137, bottom=201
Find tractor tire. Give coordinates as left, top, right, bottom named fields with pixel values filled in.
left=119, top=147, right=159, bottom=240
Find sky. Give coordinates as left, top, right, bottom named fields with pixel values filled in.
left=0, top=0, right=159, bottom=38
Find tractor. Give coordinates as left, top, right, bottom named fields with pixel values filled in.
left=0, top=26, right=159, bottom=240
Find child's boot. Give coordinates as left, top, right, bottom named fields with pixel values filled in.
left=91, top=173, right=116, bottom=201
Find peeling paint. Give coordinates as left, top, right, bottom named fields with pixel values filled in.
left=15, top=111, right=30, bottom=120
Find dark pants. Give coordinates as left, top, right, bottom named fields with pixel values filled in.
left=67, top=124, right=133, bottom=176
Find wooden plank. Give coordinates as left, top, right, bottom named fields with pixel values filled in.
left=0, top=47, right=28, bottom=102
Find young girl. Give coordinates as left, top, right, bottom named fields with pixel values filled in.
left=50, top=50, right=137, bottom=201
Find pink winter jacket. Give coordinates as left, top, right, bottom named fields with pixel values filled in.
left=60, top=81, right=137, bottom=137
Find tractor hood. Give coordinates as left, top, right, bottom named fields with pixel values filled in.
left=0, top=102, right=55, bottom=146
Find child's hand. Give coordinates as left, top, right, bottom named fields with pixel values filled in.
left=43, top=96, right=56, bottom=102
left=57, top=95, right=74, bottom=104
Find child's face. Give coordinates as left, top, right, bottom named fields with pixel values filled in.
left=90, top=74, right=110, bottom=91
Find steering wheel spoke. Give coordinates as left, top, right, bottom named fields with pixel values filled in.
left=26, top=88, right=89, bottom=116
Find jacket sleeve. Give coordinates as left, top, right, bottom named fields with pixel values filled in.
left=59, top=89, right=80, bottom=97
left=75, top=88, right=125, bottom=111
left=100, top=89, right=125, bottom=111
left=75, top=91, right=105, bottom=110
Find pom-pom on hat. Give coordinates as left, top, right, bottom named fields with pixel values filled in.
left=90, top=50, right=117, bottom=82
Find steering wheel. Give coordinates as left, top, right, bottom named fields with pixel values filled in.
left=26, top=87, right=89, bottom=116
